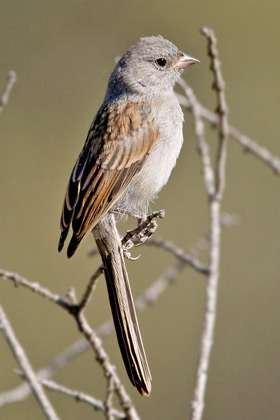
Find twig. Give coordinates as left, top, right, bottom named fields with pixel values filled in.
left=71, top=274, right=139, bottom=419
left=73, top=310, right=140, bottom=420
left=0, top=338, right=90, bottom=407
left=182, top=80, right=215, bottom=197
left=104, top=375, right=116, bottom=420
left=187, top=27, right=229, bottom=420
left=0, top=211, right=237, bottom=415
left=68, top=287, right=139, bottom=419
left=181, top=79, right=216, bottom=420
left=146, top=237, right=209, bottom=275
left=201, top=27, right=229, bottom=199
left=0, top=305, right=59, bottom=420
left=0, top=269, right=71, bottom=311
left=0, top=270, right=139, bottom=420
left=41, top=379, right=125, bottom=419
left=1, top=216, right=227, bottom=409
left=0, top=71, right=17, bottom=114
left=0, top=259, right=187, bottom=408
left=77, top=265, right=103, bottom=312
left=176, top=83, right=280, bottom=176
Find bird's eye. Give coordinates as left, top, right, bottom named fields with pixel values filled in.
left=155, top=58, right=167, bottom=68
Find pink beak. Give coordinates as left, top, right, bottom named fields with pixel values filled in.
left=173, top=52, right=199, bottom=69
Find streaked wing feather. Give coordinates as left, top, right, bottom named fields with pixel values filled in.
left=58, top=149, right=90, bottom=251
left=58, top=101, right=159, bottom=256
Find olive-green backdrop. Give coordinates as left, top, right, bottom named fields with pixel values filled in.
left=1, top=1, right=280, bottom=419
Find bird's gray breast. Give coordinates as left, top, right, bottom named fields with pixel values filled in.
left=118, top=97, right=184, bottom=211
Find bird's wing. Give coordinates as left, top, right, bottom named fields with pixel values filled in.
left=58, top=101, right=160, bottom=257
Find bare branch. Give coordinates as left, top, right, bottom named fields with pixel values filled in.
left=0, top=305, right=59, bottom=420
left=182, top=76, right=218, bottom=420
left=191, top=202, right=221, bottom=420
left=176, top=85, right=280, bottom=176
left=73, top=311, right=140, bottom=420
left=77, top=265, right=103, bottom=311
left=201, top=27, right=229, bottom=199
left=0, top=270, right=139, bottom=420
left=188, top=27, right=229, bottom=420
left=104, top=375, right=116, bottom=420
left=71, top=277, right=140, bottom=418
left=146, top=237, right=209, bottom=275
left=41, top=379, right=125, bottom=419
left=0, top=259, right=187, bottom=409
left=0, top=338, right=90, bottom=407
left=0, top=71, right=17, bottom=114
left=179, top=79, right=215, bottom=197
left=0, top=269, right=71, bottom=311
left=0, top=208, right=240, bottom=412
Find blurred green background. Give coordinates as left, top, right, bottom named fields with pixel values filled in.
left=1, top=0, right=280, bottom=419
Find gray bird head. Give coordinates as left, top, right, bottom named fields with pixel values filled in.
left=107, top=36, right=198, bottom=100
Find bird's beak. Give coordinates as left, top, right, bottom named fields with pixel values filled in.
left=173, top=52, right=199, bottom=69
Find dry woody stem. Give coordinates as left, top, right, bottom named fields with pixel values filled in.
left=41, top=379, right=125, bottom=419
left=188, top=27, right=229, bottom=420
left=201, top=27, right=229, bottom=199
left=0, top=305, right=60, bottom=420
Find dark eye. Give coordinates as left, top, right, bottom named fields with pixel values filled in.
left=155, top=58, right=167, bottom=68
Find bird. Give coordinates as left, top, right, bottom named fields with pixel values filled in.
left=58, top=35, right=198, bottom=396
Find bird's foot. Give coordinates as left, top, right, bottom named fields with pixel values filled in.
left=121, top=210, right=165, bottom=259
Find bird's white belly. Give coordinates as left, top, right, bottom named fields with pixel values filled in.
left=117, top=109, right=184, bottom=212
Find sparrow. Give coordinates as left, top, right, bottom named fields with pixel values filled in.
left=58, top=36, right=198, bottom=396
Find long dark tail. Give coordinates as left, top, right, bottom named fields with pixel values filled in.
left=93, top=214, right=152, bottom=396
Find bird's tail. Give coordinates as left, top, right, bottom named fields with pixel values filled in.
left=93, top=214, right=152, bottom=396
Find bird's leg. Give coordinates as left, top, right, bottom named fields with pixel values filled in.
left=123, top=210, right=165, bottom=246
left=113, top=209, right=165, bottom=260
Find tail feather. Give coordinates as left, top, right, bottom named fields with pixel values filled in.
left=94, top=214, right=152, bottom=396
